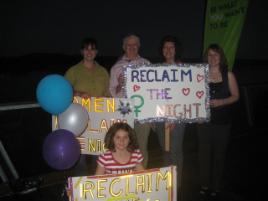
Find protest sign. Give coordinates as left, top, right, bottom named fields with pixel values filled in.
left=68, top=166, right=177, bottom=201
left=52, top=97, right=134, bottom=155
left=125, top=64, right=210, bottom=123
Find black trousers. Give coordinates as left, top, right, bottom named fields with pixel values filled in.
left=197, top=123, right=230, bottom=191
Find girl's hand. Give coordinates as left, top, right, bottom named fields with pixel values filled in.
left=66, top=188, right=72, bottom=197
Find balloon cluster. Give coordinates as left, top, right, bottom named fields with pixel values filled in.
left=36, top=74, right=89, bottom=170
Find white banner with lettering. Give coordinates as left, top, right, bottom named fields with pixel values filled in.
left=68, top=166, right=177, bottom=201
left=124, top=64, right=210, bottom=122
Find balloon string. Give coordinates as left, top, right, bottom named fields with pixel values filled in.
left=55, top=116, right=59, bottom=129
left=60, top=171, right=69, bottom=201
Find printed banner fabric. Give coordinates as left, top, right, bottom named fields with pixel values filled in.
left=203, top=0, right=249, bottom=69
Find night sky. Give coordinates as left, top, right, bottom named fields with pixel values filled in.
left=0, top=1, right=267, bottom=60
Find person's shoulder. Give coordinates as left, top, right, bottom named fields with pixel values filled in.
left=65, top=61, right=82, bottom=72
left=95, top=62, right=105, bottom=68
left=95, top=62, right=109, bottom=75
left=98, top=150, right=111, bottom=161
left=111, top=56, right=127, bottom=67
left=132, top=149, right=144, bottom=161
left=101, top=150, right=112, bottom=156
left=227, top=71, right=238, bottom=82
left=64, top=64, right=75, bottom=77
left=97, top=150, right=113, bottom=166
left=109, top=57, right=128, bottom=73
left=95, top=62, right=108, bottom=71
left=133, top=149, right=142, bottom=155
left=138, top=56, right=150, bottom=63
left=227, top=71, right=235, bottom=76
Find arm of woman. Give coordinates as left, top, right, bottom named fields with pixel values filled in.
left=224, top=71, right=240, bottom=105
left=210, top=72, right=239, bottom=107
left=95, top=164, right=106, bottom=175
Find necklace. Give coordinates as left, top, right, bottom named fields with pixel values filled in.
left=209, top=71, right=222, bottom=82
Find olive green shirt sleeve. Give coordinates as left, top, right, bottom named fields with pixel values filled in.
left=103, top=69, right=112, bottom=97
left=65, top=66, right=75, bottom=82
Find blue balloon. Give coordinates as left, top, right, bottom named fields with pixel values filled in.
left=36, top=74, right=73, bottom=115
left=42, top=129, right=81, bottom=170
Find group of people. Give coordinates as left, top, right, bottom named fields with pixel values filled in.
left=64, top=34, right=239, bottom=200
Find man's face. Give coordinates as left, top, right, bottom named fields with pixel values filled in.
left=123, top=37, right=139, bottom=58
left=81, top=44, right=97, bottom=62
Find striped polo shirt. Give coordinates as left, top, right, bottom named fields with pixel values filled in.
left=97, top=149, right=143, bottom=175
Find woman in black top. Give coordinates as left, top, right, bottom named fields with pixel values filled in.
left=197, top=44, right=239, bottom=199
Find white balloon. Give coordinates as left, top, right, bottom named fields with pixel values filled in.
left=58, top=103, right=89, bottom=136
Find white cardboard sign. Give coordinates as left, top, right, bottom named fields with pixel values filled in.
left=68, top=166, right=177, bottom=201
left=125, top=64, right=210, bottom=122
left=52, top=97, right=134, bottom=155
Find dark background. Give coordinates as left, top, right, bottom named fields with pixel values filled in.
left=0, top=2, right=267, bottom=200
left=0, top=0, right=267, bottom=60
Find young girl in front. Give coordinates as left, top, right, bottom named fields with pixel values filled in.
left=95, top=122, right=144, bottom=175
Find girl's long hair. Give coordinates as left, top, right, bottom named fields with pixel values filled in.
left=104, top=122, right=139, bottom=152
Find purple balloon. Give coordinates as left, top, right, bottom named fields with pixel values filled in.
left=43, top=129, right=81, bottom=170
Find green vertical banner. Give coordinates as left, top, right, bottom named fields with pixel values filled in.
left=203, top=0, right=249, bottom=69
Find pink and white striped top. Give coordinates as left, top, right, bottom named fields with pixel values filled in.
left=97, top=149, right=144, bottom=175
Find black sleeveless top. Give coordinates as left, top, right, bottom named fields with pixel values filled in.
left=209, top=71, right=231, bottom=124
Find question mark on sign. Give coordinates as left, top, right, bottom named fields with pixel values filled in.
left=131, top=95, right=144, bottom=117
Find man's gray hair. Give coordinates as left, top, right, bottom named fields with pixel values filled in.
left=122, top=34, right=140, bottom=48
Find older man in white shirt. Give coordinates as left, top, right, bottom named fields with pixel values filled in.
left=109, top=34, right=151, bottom=167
